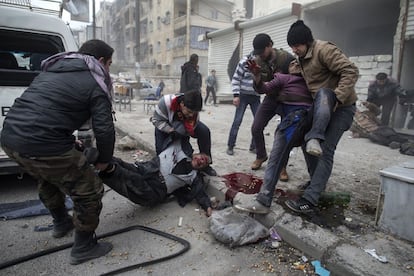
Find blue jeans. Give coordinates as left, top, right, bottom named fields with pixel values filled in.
left=227, top=94, right=260, bottom=149
left=257, top=105, right=311, bottom=207
left=251, top=95, right=284, bottom=159
left=302, top=88, right=356, bottom=205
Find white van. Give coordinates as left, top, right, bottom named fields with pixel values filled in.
left=0, top=5, right=78, bottom=175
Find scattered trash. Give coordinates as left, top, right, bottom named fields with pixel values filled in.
left=269, top=226, right=282, bottom=241
left=311, top=260, right=330, bottom=276
left=364, top=248, right=388, bottom=263
left=178, top=216, right=183, bottom=227
left=301, top=255, right=308, bottom=263
left=209, top=207, right=268, bottom=247
left=194, top=208, right=200, bottom=212
left=34, top=224, right=53, bottom=232
left=292, top=262, right=306, bottom=270
left=345, top=217, right=353, bottom=222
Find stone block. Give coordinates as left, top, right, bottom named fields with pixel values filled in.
left=375, top=55, right=392, bottom=62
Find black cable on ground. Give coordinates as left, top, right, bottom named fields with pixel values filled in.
left=0, top=224, right=191, bottom=275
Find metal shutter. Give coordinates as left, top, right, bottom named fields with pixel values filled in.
left=407, top=0, right=414, bottom=39
left=207, top=31, right=240, bottom=97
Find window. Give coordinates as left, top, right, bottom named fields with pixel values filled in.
left=166, top=38, right=171, bottom=50
left=157, top=16, right=161, bottom=30
left=156, top=41, right=161, bottom=53
left=149, top=21, right=153, bottom=32
left=149, top=44, right=153, bottom=55
left=0, top=29, right=65, bottom=86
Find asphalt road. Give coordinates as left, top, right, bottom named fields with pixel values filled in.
left=0, top=142, right=317, bottom=276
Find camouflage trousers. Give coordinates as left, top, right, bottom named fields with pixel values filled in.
left=3, top=147, right=104, bottom=232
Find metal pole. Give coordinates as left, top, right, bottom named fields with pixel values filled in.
left=92, top=0, right=96, bottom=39
left=135, top=0, right=140, bottom=62
left=186, top=0, right=191, bottom=60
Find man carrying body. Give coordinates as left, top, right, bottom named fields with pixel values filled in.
left=1, top=39, right=115, bottom=264
left=284, top=20, right=359, bottom=213
left=250, top=33, right=295, bottom=181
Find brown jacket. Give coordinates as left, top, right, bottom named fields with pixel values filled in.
left=299, top=40, right=359, bottom=106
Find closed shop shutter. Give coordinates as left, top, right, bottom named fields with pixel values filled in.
left=240, top=15, right=298, bottom=57
left=407, top=0, right=414, bottom=39
left=207, top=31, right=240, bottom=97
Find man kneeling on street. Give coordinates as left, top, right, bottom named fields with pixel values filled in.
left=92, top=139, right=213, bottom=217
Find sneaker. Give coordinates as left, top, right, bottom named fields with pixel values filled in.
left=226, top=147, right=234, bottom=156
left=285, top=197, right=315, bottom=214
left=306, top=139, right=322, bottom=157
left=202, top=165, right=218, bottom=176
left=251, top=156, right=268, bottom=170
left=297, top=181, right=310, bottom=191
left=279, top=167, right=289, bottom=182
left=233, top=193, right=270, bottom=214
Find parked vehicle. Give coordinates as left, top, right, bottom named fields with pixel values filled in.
left=0, top=5, right=78, bottom=175
left=136, top=81, right=159, bottom=99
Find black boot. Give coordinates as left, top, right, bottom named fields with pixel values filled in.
left=70, top=231, right=113, bottom=265
left=49, top=207, right=74, bottom=238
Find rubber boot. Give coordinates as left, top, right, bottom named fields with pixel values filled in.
left=49, top=207, right=74, bottom=238
left=70, top=231, right=113, bottom=265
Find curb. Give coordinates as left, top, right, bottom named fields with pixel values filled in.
left=116, top=124, right=409, bottom=276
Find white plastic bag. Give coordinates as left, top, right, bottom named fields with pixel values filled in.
left=209, top=207, right=269, bottom=247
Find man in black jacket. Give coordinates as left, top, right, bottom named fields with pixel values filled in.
left=1, top=39, right=115, bottom=265
left=180, top=53, right=202, bottom=94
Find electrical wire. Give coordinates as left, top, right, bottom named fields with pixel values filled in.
left=0, top=224, right=191, bottom=276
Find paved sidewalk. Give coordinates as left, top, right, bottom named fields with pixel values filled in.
left=113, top=99, right=414, bottom=276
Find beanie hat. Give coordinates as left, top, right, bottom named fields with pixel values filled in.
left=287, top=20, right=314, bottom=46
left=376, top=72, right=387, bottom=80
left=182, top=90, right=202, bottom=111
left=253, top=33, right=273, bottom=55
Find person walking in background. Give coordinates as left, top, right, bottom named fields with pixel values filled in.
left=226, top=51, right=260, bottom=156
left=1, top=39, right=115, bottom=265
left=284, top=20, right=359, bottom=213
left=367, top=72, right=406, bottom=126
left=151, top=90, right=217, bottom=176
left=158, top=79, right=165, bottom=95
left=180, top=54, right=202, bottom=94
left=250, top=33, right=295, bottom=182
left=205, top=69, right=218, bottom=106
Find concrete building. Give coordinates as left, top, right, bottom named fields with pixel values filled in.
left=204, top=0, right=414, bottom=130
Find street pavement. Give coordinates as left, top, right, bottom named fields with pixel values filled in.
left=112, top=98, right=414, bottom=276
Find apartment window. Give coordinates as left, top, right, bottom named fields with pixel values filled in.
left=165, top=11, right=171, bottom=25
left=156, top=41, right=161, bottom=53
left=211, top=10, right=218, bottom=19
left=125, top=10, right=129, bottom=24
left=149, top=44, right=153, bottom=55
left=157, top=16, right=161, bottom=30
left=166, top=38, right=171, bottom=50
left=149, top=21, right=153, bottom=32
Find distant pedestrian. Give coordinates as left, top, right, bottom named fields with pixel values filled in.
left=367, top=72, right=406, bottom=126
left=180, top=54, right=202, bottom=94
left=205, top=69, right=218, bottom=106
left=151, top=90, right=217, bottom=176
left=158, top=79, right=165, bottom=94
left=1, top=39, right=115, bottom=265
left=283, top=20, right=359, bottom=214
left=226, top=52, right=260, bottom=156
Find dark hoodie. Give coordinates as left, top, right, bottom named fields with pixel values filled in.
left=180, top=61, right=201, bottom=93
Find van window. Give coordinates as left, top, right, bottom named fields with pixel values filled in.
left=0, top=29, right=66, bottom=86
